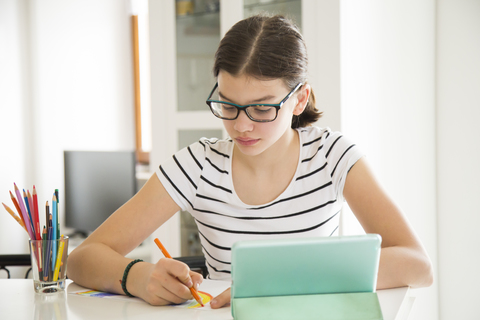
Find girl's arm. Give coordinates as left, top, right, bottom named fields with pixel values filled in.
left=67, top=174, right=203, bottom=305
left=343, top=157, right=434, bottom=289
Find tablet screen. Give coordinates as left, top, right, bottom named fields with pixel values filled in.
left=231, top=234, right=382, bottom=299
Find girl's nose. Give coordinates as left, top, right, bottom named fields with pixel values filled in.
left=233, top=109, right=254, bottom=132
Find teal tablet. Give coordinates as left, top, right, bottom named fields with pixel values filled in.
left=231, top=234, right=382, bottom=299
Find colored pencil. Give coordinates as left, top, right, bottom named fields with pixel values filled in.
left=26, top=190, right=34, bottom=224
left=14, top=184, right=34, bottom=239
left=55, top=189, right=60, bottom=240
left=44, top=225, right=53, bottom=281
left=53, top=238, right=65, bottom=281
left=36, top=240, right=43, bottom=280
left=10, top=189, right=39, bottom=274
left=27, top=190, right=39, bottom=240
left=26, top=190, right=41, bottom=277
left=23, top=190, right=34, bottom=231
left=52, top=194, right=57, bottom=270
left=32, top=186, right=41, bottom=240
left=2, top=203, right=27, bottom=232
left=9, top=191, right=26, bottom=228
left=27, top=190, right=35, bottom=233
left=45, top=201, right=50, bottom=232
left=154, top=238, right=204, bottom=307
left=42, top=227, right=47, bottom=280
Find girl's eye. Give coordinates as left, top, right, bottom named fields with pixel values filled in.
left=222, top=104, right=236, bottom=111
left=252, top=106, right=273, bottom=113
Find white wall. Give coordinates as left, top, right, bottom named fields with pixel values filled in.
left=340, top=1, right=438, bottom=319
left=436, top=0, right=480, bottom=319
left=148, top=0, right=181, bottom=260
left=0, top=0, right=31, bottom=259
left=0, top=0, right=134, bottom=277
left=338, top=1, right=480, bottom=319
left=303, top=0, right=342, bottom=132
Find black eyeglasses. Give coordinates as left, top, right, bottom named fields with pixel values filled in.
left=205, top=82, right=303, bottom=122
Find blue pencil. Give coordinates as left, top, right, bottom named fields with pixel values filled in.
left=52, top=195, right=57, bottom=271
left=55, top=189, right=60, bottom=242
left=23, top=190, right=35, bottom=236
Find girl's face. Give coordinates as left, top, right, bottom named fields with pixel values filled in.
left=217, top=71, right=307, bottom=158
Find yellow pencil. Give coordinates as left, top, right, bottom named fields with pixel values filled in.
left=2, top=202, right=27, bottom=232
left=53, top=238, right=65, bottom=281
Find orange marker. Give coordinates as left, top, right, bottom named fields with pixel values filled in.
left=154, top=238, right=204, bottom=307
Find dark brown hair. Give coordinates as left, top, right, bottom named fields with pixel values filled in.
left=213, top=14, right=322, bottom=128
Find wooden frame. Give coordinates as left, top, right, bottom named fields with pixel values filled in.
left=132, top=15, right=150, bottom=164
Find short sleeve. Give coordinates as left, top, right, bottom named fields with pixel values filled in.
left=323, top=131, right=364, bottom=202
left=155, top=141, right=206, bottom=211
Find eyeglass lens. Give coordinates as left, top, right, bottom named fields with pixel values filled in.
left=210, top=103, right=277, bottom=121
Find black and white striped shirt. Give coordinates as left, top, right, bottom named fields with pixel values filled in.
left=156, top=126, right=364, bottom=280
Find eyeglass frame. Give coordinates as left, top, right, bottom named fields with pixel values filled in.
left=205, top=82, right=303, bottom=122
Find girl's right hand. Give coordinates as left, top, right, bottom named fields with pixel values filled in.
left=129, top=257, right=204, bottom=306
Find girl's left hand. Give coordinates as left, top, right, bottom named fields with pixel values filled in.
left=210, top=287, right=231, bottom=309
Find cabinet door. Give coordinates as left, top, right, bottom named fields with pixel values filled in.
left=176, top=3, right=225, bottom=257
left=176, top=5, right=220, bottom=113
left=244, top=0, right=301, bottom=28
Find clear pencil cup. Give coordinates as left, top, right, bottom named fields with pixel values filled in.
left=29, top=236, right=69, bottom=294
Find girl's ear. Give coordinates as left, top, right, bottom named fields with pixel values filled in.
left=293, top=84, right=311, bottom=116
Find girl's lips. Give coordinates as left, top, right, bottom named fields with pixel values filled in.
left=235, top=137, right=260, bottom=146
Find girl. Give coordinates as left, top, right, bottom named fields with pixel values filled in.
left=68, top=14, right=433, bottom=309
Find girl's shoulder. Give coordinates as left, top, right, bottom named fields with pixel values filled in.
left=297, top=126, right=356, bottom=160
left=297, top=126, right=339, bottom=145
left=188, top=136, right=234, bottom=158
left=297, top=125, right=330, bottom=134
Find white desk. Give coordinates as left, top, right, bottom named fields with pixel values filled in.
left=0, top=279, right=413, bottom=320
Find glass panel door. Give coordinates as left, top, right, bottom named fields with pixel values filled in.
left=244, top=0, right=301, bottom=29
left=175, top=1, right=222, bottom=256
left=176, top=1, right=220, bottom=112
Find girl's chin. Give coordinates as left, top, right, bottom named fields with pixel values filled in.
left=234, top=142, right=270, bottom=158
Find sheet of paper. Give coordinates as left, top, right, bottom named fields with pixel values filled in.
left=173, top=278, right=231, bottom=309
left=68, top=279, right=231, bottom=310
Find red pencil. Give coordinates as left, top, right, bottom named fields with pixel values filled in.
left=32, top=187, right=41, bottom=240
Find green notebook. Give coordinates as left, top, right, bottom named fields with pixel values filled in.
left=231, top=234, right=383, bottom=320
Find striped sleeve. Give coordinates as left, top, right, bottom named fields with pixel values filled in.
left=322, top=131, right=364, bottom=202
left=155, top=140, right=206, bottom=211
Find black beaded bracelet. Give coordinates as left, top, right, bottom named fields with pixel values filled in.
left=121, top=259, right=143, bottom=297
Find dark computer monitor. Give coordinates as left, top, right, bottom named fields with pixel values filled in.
left=64, top=150, right=136, bottom=236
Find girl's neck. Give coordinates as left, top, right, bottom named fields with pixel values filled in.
left=233, top=128, right=299, bottom=174
left=231, top=128, right=300, bottom=205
